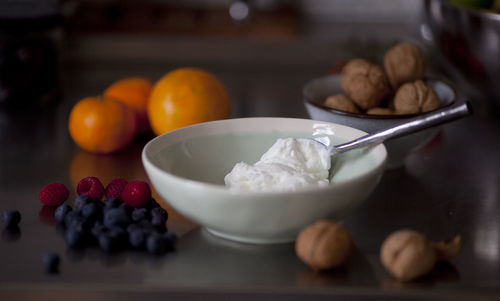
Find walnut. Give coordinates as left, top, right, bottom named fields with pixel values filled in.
left=384, top=42, right=426, bottom=88
left=366, top=107, right=394, bottom=115
left=431, top=235, right=462, bottom=261
left=295, top=220, right=353, bottom=271
left=380, top=229, right=462, bottom=282
left=393, top=80, right=441, bottom=115
left=324, top=94, right=360, bottom=114
left=341, top=59, right=390, bottom=110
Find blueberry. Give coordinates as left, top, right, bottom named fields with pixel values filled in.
left=151, top=215, right=166, bottom=233
left=74, top=195, right=92, bottom=211
left=98, top=232, right=124, bottom=253
left=65, top=229, right=86, bottom=248
left=129, top=229, right=145, bottom=249
left=63, top=211, right=79, bottom=228
left=146, top=198, right=160, bottom=210
left=91, top=222, right=107, bottom=238
left=109, top=226, right=127, bottom=243
left=104, top=197, right=122, bottom=208
left=163, top=232, right=177, bottom=251
left=102, top=206, right=113, bottom=216
left=151, top=207, right=168, bottom=221
left=163, top=232, right=178, bottom=244
left=132, top=208, right=149, bottom=222
left=42, top=253, right=60, bottom=273
left=119, top=203, right=134, bottom=217
left=126, top=223, right=141, bottom=233
left=66, top=213, right=92, bottom=232
left=138, top=220, right=154, bottom=234
left=81, top=203, right=102, bottom=221
left=54, top=204, right=72, bottom=223
left=146, top=233, right=168, bottom=255
left=98, top=234, right=116, bottom=252
left=103, top=208, right=130, bottom=229
left=1, top=210, right=21, bottom=228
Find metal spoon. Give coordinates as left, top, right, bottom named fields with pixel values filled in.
left=320, top=102, right=472, bottom=174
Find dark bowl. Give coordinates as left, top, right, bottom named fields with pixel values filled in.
left=303, top=74, right=465, bottom=169
left=423, top=0, right=500, bottom=100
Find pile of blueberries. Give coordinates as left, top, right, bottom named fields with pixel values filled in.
left=54, top=195, right=176, bottom=255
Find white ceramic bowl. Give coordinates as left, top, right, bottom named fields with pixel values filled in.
left=303, top=74, right=462, bottom=168
left=142, top=117, right=387, bottom=244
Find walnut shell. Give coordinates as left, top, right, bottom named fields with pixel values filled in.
left=380, top=229, right=437, bottom=282
left=384, top=42, right=426, bottom=88
left=366, top=107, right=394, bottom=115
left=341, top=59, right=390, bottom=110
left=393, top=80, right=441, bottom=115
left=431, top=235, right=462, bottom=261
left=295, top=220, right=353, bottom=271
left=324, top=94, right=360, bottom=114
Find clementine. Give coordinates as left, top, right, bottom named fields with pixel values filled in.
left=147, top=67, right=231, bottom=136
left=103, top=77, right=153, bottom=135
left=68, top=96, right=136, bottom=154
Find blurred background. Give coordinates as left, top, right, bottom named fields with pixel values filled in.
left=0, top=0, right=498, bottom=114
left=0, top=0, right=424, bottom=113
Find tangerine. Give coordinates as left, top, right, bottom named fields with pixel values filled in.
left=68, top=96, right=136, bottom=154
left=103, top=77, right=153, bottom=135
left=147, top=67, right=231, bottom=136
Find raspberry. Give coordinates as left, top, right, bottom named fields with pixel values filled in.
left=39, top=183, right=69, bottom=206
left=121, top=180, right=152, bottom=208
left=105, top=177, right=128, bottom=199
left=77, top=177, right=104, bottom=200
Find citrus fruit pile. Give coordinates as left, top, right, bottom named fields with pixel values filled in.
left=68, top=68, right=231, bottom=154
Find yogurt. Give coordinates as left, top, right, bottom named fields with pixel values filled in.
left=224, top=138, right=331, bottom=192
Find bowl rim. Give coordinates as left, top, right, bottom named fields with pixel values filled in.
left=438, top=0, right=500, bottom=22
left=142, top=117, right=387, bottom=197
left=303, top=74, right=459, bottom=120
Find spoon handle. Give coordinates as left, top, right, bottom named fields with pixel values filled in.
left=334, top=102, right=472, bottom=154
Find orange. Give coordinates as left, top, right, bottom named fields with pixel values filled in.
left=147, top=67, right=231, bottom=136
left=103, top=77, right=153, bottom=135
left=68, top=96, right=137, bottom=154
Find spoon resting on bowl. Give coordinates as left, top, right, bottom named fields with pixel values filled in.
left=225, top=103, right=471, bottom=192
left=317, top=102, right=472, bottom=177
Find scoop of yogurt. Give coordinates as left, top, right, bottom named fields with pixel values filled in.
left=224, top=138, right=331, bottom=192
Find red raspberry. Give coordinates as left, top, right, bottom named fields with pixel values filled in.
left=77, top=177, right=105, bottom=200
left=39, top=183, right=69, bottom=206
left=121, top=180, right=151, bottom=208
left=105, top=177, right=128, bottom=198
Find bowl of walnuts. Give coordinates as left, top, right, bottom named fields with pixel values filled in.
left=304, top=42, right=465, bottom=168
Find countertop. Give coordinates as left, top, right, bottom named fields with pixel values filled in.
left=1, top=25, right=500, bottom=300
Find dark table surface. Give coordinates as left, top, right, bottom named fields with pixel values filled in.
left=1, top=28, right=500, bottom=300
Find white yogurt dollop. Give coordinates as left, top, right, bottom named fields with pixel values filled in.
left=224, top=138, right=331, bottom=192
